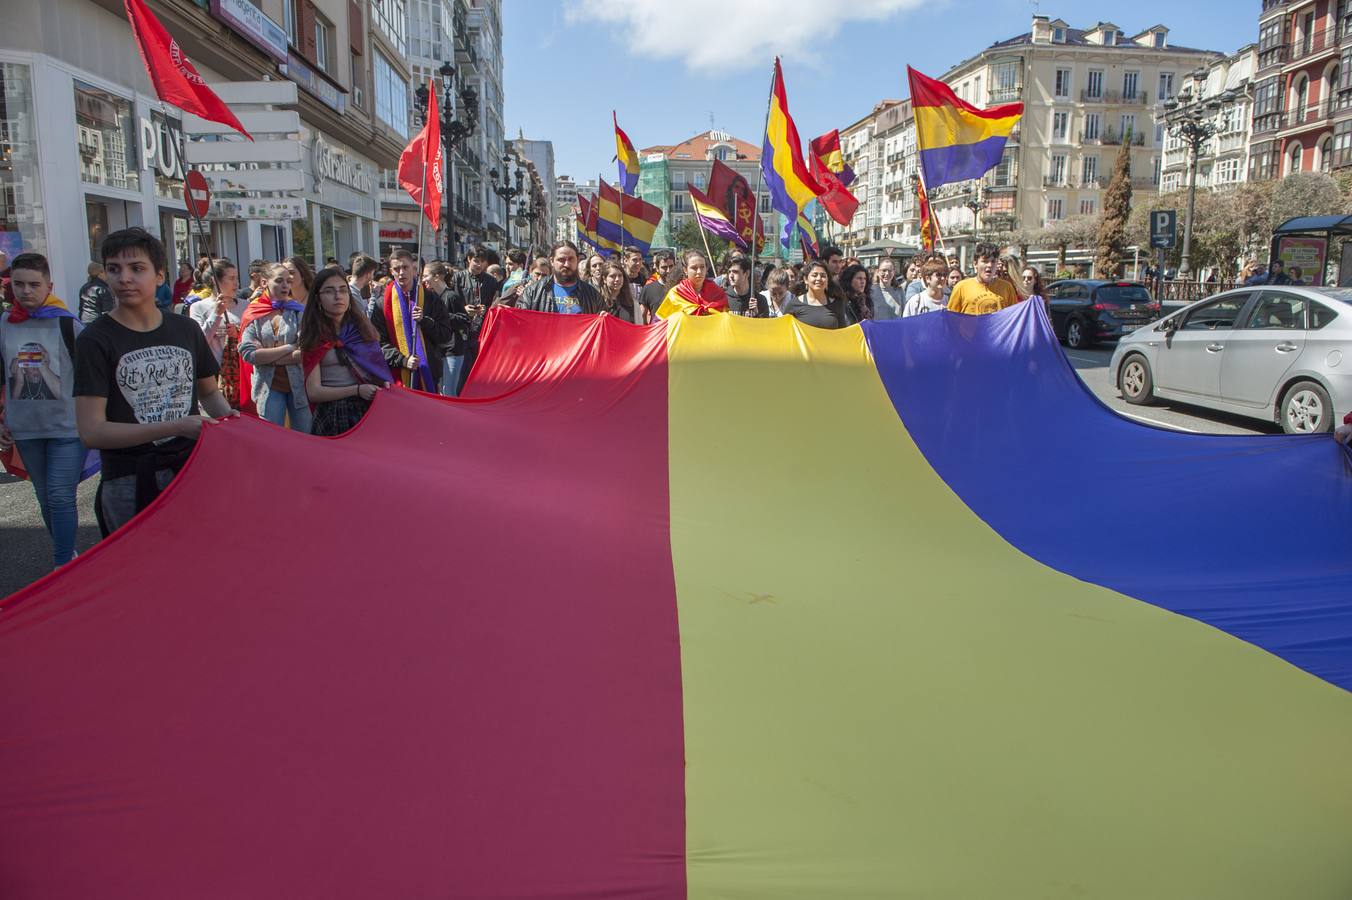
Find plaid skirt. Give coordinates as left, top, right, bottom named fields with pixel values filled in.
left=311, top=395, right=371, bottom=437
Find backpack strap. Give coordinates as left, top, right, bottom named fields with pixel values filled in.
left=59, top=315, right=77, bottom=364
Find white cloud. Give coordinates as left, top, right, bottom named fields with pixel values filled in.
left=564, top=0, right=925, bottom=72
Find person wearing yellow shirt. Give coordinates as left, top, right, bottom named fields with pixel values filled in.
left=947, top=242, right=1020, bottom=315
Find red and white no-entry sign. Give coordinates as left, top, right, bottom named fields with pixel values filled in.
left=184, top=170, right=211, bottom=219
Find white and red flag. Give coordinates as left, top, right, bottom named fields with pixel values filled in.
left=123, top=0, right=252, bottom=140
left=397, top=79, right=445, bottom=229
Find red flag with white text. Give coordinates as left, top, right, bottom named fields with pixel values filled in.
left=124, top=0, right=252, bottom=140
left=397, top=79, right=445, bottom=229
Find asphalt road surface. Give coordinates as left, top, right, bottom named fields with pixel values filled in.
left=0, top=343, right=1283, bottom=598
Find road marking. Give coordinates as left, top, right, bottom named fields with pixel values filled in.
left=1116, top=411, right=1200, bottom=433
left=1064, top=352, right=1106, bottom=364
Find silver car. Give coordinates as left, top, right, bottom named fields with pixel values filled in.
left=1109, top=285, right=1352, bottom=434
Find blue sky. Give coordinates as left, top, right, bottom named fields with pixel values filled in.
left=503, top=0, right=1257, bottom=187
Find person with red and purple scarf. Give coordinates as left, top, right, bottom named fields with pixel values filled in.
left=298, top=266, right=391, bottom=437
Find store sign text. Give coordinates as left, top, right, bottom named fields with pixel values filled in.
left=139, top=112, right=185, bottom=183
left=312, top=135, right=372, bottom=193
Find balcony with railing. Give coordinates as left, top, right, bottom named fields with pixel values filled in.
left=1101, top=128, right=1146, bottom=146
left=1289, top=26, right=1338, bottom=62
left=1080, top=89, right=1149, bottom=105
left=988, top=84, right=1023, bottom=104
left=1281, top=102, right=1333, bottom=130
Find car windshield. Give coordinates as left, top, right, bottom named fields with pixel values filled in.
left=1094, top=285, right=1153, bottom=306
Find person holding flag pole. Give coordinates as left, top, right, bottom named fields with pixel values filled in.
left=371, top=77, right=454, bottom=392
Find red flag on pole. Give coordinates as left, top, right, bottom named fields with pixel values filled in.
left=397, top=79, right=445, bottom=229
left=808, top=130, right=860, bottom=226
left=123, top=0, right=252, bottom=140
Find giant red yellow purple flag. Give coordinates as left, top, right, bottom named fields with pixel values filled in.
left=124, top=0, right=252, bottom=140
left=1, top=304, right=1350, bottom=897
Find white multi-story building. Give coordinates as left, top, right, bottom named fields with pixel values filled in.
left=936, top=15, right=1223, bottom=249
left=1158, top=45, right=1257, bottom=194
left=511, top=136, right=557, bottom=233
left=381, top=0, right=505, bottom=260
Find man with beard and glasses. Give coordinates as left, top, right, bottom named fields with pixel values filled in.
left=516, top=241, right=604, bottom=315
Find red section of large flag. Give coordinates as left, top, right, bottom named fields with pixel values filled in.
left=0, top=311, right=686, bottom=898
left=397, top=79, right=445, bottom=229
left=808, top=131, right=859, bottom=226
left=707, top=159, right=762, bottom=254
left=123, top=0, right=252, bottom=140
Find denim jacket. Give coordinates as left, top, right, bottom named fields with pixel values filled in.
left=238, top=308, right=308, bottom=410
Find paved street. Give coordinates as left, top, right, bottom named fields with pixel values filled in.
left=0, top=342, right=1278, bottom=598
left=1062, top=345, right=1278, bottom=437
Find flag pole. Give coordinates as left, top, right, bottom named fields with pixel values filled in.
left=751, top=60, right=777, bottom=263
left=689, top=188, right=718, bottom=273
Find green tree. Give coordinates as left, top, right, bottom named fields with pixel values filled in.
left=671, top=219, right=711, bottom=255
left=1095, top=133, right=1133, bottom=277
left=1033, top=215, right=1098, bottom=272
left=1268, top=172, right=1346, bottom=232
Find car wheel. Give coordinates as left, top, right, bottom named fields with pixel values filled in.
left=1066, top=318, right=1092, bottom=349
left=1279, top=380, right=1334, bottom=434
left=1118, top=354, right=1155, bottom=406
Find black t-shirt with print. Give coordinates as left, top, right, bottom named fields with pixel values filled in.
left=73, top=311, right=219, bottom=476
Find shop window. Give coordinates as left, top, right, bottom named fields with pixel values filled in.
left=0, top=63, right=47, bottom=257
left=74, top=80, right=139, bottom=192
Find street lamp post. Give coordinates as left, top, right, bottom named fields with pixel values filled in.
left=1161, top=68, right=1237, bottom=280
left=490, top=152, right=525, bottom=253
left=414, top=61, right=479, bottom=265
left=962, top=185, right=987, bottom=237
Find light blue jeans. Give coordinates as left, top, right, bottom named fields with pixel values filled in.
left=262, top=390, right=313, bottom=433
left=440, top=355, right=466, bottom=397
left=15, top=436, right=85, bottom=566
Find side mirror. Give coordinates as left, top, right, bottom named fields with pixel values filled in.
left=1161, top=317, right=1179, bottom=334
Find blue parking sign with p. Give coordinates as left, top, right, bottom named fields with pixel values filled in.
left=1151, top=210, right=1177, bottom=249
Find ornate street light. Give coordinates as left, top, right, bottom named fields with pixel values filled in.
left=490, top=150, right=526, bottom=252
left=1162, top=67, right=1238, bottom=279
left=413, top=60, right=480, bottom=264
left=962, top=185, right=987, bottom=236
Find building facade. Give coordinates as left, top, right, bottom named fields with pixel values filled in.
left=637, top=130, right=802, bottom=260
left=380, top=0, right=505, bottom=260
left=1250, top=0, right=1352, bottom=181
left=1158, top=45, right=1257, bottom=194
left=937, top=15, right=1222, bottom=249
left=1, top=0, right=408, bottom=299
left=510, top=136, right=556, bottom=237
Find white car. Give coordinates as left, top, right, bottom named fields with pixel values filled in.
left=1109, top=285, right=1352, bottom=434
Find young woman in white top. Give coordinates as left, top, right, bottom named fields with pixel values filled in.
left=902, top=259, right=950, bottom=317
left=189, top=258, right=248, bottom=408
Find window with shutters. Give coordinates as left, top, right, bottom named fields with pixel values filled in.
left=284, top=0, right=298, bottom=46
left=1054, top=68, right=1072, bottom=99
left=314, top=12, right=333, bottom=73
left=1086, top=70, right=1103, bottom=99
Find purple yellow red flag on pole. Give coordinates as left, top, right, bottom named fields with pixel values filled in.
left=613, top=112, right=640, bottom=195
left=908, top=65, right=1022, bottom=191
left=689, top=186, right=744, bottom=249
left=761, top=57, right=824, bottom=249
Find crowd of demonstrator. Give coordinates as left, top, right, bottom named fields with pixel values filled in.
left=1, top=232, right=1348, bottom=574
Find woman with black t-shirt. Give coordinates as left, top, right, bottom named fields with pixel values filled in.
left=783, top=261, right=851, bottom=329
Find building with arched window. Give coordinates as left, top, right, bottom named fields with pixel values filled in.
left=1250, top=0, right=1351, bottom=179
